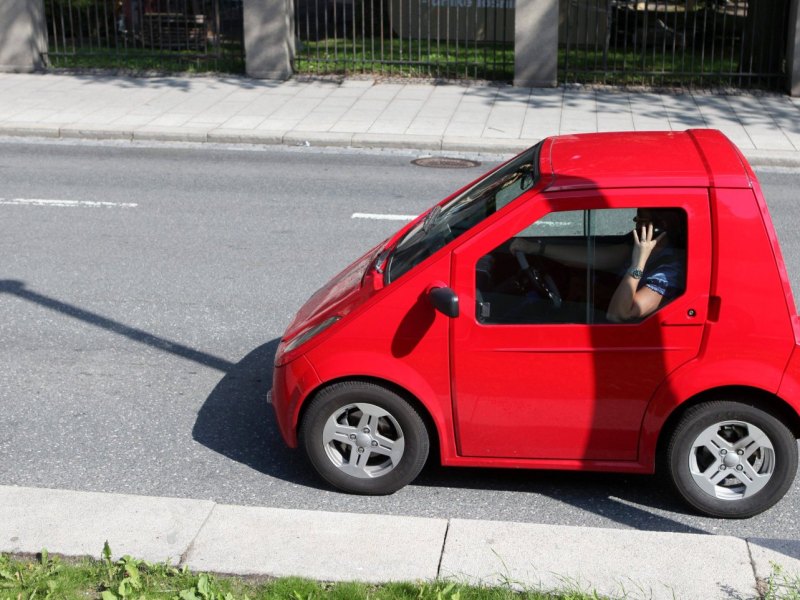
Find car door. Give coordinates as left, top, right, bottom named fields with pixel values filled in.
left=450, top=188, right=711, bottom=462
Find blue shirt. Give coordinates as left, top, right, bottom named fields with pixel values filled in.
left=641, top=248, right=684, bottom=300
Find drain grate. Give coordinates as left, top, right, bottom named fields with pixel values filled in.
left=411, top=157, right=481, bottom=169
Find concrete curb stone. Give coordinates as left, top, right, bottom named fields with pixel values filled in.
left=0, top=123, right=61, bottom=138
left=350, top=133, right=443, bottom=151
left=184, top=504, right=448, bottom=582
left=132, top=127, right=210, bottom=143
left=283, top=131, right=355, bottom=147
left=441, top=136, right=533, bottom=154
left=0, top=485, right=214, bottom=564
left=2, top=123, right=800, bottom=168
left=207, top=129, right=287, bottom=144
left=741, top=149, right=800, bottom=168
left=747, top=537, right=800, bottom=582
left=439, top=518, right=757, bottom=600
left=60, top=125, right=134, bottom=141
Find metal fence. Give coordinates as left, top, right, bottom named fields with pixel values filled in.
left=294, top=0, right=515, bottom=80
left=559, top=0, right=790, bottom=89
left=44, top=0, right=245, bottom=73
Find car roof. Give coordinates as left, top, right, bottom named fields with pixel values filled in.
left=541, top=129, right=753, bottom=191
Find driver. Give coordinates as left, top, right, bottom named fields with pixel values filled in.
left=509, top=208, right=684, bottom=322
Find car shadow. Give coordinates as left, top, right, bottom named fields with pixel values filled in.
left=190, top=338, right=326, bottom=490
left=412, top=461, right=709, bottom=534
left=189, top=336, right=705, bottom=532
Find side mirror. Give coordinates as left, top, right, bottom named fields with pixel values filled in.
left=428, top=286, right=459, bottom=318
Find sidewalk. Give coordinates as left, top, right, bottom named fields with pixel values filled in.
left=2, top=484, right=799, bottom=600
left=2, top=73, right=800, bottom=165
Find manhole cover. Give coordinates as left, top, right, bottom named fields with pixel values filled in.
left=411, top=157, right=481, bottom=169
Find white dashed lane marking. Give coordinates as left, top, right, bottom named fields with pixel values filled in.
left=352, top=212, right=416, bottom=221
left=0, top=198, right=138, bottom=208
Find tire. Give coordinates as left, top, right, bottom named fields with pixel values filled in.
left=299, top=381, right=430, bottom=495
left=666, top=401, right=798, bottom=518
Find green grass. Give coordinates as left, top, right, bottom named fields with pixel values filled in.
left=0, top=544, right=603, bottom=600
left=294, top=37, right=514, bottom=81
left=293, top=37, right=779, bottom=89
left=559, top=47, right=779, bottom=89
left=3, top=545, right=800, bottom=600
left=46, top=45, right=245, bottom=75
left=44, top=35, right=780, bottom=89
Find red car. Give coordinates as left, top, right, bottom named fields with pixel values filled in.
left=270, top=129, right=800, bottom=518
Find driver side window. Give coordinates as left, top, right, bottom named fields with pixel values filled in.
left=475, top=208, right=686, bottom=325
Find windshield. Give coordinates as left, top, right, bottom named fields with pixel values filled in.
left=386, top=143, right=541, bottom=283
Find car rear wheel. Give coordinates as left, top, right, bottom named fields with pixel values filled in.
left=666, top=401, right=798, bottom=518
left=300, top=381, right=430, bottom=494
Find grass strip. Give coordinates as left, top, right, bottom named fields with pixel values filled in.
left=0, top=544, right=603, bottom=600
left=3, top=545, right=799, bottom=600
left=47, top=40, right=782, bottom=91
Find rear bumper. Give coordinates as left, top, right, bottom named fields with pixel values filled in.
left=270, top=355, right=322, bottom=448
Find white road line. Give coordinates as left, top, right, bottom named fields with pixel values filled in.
left=352, top=212, right=416, bottom=221
left=351, top=212, right=575, bottom=227
left=0, top=198, right=138, bottom=208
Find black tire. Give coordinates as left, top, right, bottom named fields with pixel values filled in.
left=666, top=401, right=798, bottom=518
left=299, top=381, right=430, bottom=495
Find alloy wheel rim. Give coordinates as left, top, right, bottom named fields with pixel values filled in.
left=688, top=420, right=775, bottom=501
left=322, top=402, right=405, bottom=479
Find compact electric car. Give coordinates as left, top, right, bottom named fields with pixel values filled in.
left=270, top=129, right=800, bottom=518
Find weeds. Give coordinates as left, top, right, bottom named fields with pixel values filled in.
left=763, top=562, right=800, bottom=600
left=0, top=544, right=607, bottom=600
left=5, top=544, right=798, bottom=599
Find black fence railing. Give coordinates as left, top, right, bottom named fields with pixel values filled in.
left=44, top=0, right=245, bottom=74
left=559, top=0, right=790, bottom=90
left=293, top=0, right=515, bottom=80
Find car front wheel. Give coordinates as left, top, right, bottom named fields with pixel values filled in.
left=666, top=400, right=798, bottom=518
left=300, top=381, right=430, bottom=495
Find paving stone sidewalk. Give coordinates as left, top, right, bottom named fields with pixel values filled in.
left=2, top=73, right=800, bottom=164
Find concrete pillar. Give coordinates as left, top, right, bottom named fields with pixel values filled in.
left=0, top=0, right=47, bottom=72
left=243, top=0, right=295, bottom=80
left=789, top=0, right=800, bottom=96
left=514, top=0, right=559, bottom=87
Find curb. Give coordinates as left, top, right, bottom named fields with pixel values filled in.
left=3, top=124, right=800, bottom=166
left=2, top=485, right=800, bottom=599
left=0, top=125, right=535, bottom=156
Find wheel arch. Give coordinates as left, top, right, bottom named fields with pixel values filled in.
left=298, top=375, right=445, bottom=464
left=654, top=385, right=800, bottom=470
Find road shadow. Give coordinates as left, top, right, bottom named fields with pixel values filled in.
left=412, top=461, right=709, bottom=534
left=0, top=279, right=321, bottom=488
left=190, top=338, right=323, bottom=489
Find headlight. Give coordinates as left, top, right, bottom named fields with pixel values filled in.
left=282, top=316, right=342, bottom=354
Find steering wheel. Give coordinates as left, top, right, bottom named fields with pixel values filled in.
left=514, top=251, right=563, bottom=309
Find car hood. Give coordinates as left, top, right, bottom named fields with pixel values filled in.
left=282, top=243, right=383, bottom=341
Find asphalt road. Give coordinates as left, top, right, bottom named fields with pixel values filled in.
left=1, top=139, right=799, bottom=539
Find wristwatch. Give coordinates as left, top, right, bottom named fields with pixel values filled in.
left=628, top=267, right=644, bottom=280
